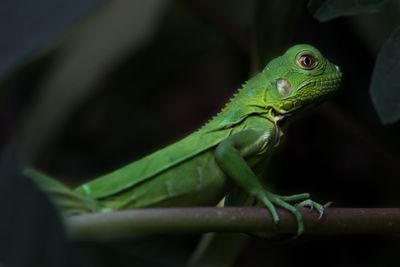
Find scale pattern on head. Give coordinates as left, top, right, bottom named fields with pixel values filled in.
left=200, top=44, right=342, bottom=131
left=263, top=44, right=342, bottom=114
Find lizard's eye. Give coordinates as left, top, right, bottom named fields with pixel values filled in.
left=298, top=54, right=316, bottom=69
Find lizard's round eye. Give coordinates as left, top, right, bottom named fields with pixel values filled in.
left=298, top=54, right=316, bottom=69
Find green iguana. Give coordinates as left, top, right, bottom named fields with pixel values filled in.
left=26, top=44, right=342, bottom=236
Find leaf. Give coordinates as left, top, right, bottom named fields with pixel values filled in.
left=370, top=25, right=400, bottom=124
left=0, top=146, right=71, bottom=267
left=307, top=0, right=328, bottom=14
left=23, top=0, right=169, bottom=161
left=310, top=0, right=392, bottom=22
left=0, top=0, right=106, bottom=81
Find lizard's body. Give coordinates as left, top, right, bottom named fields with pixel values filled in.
left=92, top=115, right=276, bottom=210
left=27, top=44, right=342, bottom=235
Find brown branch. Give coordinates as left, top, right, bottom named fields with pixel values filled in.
left=66, top=207, right=400, bottom=241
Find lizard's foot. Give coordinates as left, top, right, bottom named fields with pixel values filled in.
left=256, top=191, right=308, bottom=237
left=295, top=199, right=332, bottom=220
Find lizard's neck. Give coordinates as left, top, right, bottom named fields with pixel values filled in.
left=201, top=92, right=273, bottom=132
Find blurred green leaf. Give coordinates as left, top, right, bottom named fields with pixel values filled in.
left=0, top=0, right=106, bottom=81
left=0, top=146, right=70, bottom=267
left=310, top=0, right=391, bottom=22
left=307, top=0, right=328, bottom=14
left=23, top=0, right=169, bottom=162
left=370, top=25, right=400, bottom=124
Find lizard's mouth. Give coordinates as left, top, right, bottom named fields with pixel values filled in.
left=269, top=106, right=297, bottom=123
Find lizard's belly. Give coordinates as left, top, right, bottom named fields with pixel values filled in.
left=101, top=150, right=230, bottom=210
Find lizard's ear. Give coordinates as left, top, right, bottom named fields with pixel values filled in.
left=276, top=79, right=292, bottom=96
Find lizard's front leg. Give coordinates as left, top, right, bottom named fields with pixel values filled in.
left=214, top=130, right=324, bottom=236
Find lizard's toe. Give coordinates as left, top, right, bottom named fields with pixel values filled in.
left=296, top=199, right=331, bottom=220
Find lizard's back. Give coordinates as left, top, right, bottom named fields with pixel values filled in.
left=74, top=126, right=233, bottom=199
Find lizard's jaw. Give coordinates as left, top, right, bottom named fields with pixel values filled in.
left=274, top=71, right=342, bottom=117
left=268, top=106, right=295, bottom=124
left=303, top=71, right=342, bottom=101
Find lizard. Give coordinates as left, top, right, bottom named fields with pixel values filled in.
left=25, top=44, right=342, bottom=236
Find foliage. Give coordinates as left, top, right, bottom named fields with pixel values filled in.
left=309, top=0, right=400, bottom=124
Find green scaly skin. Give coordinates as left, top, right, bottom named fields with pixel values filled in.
left=26, top=44, right=342, bottom=236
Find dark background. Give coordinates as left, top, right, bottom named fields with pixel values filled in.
left=1, top=0, right=400, bottom=266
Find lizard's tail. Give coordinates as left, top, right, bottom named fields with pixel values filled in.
left=24, top=168, right=101, bottom=215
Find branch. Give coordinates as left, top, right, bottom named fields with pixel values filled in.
left=66, top=207, right=400, bottom=241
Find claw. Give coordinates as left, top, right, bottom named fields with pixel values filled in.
left=295, top=201, right=314, bottom=211
left=296, top=199, right=330, bottom=220
left=260, top=194, right=280, bottom=224
left=324, top=201, right=333, bottom=208
left=256, top=192, right=329, bottom=237
left=317, top=201, right=332, bottom=220
left=268, top=193, right=305, bottom=236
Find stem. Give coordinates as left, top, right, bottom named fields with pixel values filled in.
left=66, top=207, right=400, bottom=241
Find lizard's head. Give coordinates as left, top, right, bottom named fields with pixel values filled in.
left=264, top=44, right=342, bottom=117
